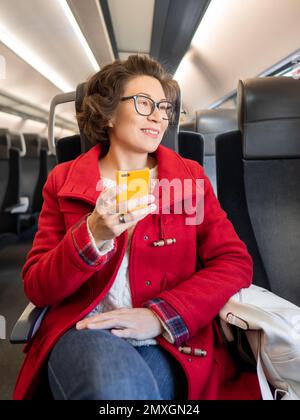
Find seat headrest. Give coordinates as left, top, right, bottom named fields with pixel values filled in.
left=10, top=133, right=23, bottom=151
left=196, top=109, right=237, bottom=134
left=196, top=109, right=237, bottom=155
left=40, top=137, right=48, bottom=149
left=23, top=134, right=41, bottom=158
left=0, top=128, right=11, bottom=159
left=237, top=77, right=300, bottom=159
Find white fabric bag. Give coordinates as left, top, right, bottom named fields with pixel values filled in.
left=219, top=285, right=300, bottom=400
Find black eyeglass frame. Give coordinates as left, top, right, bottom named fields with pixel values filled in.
left=120, top=94, right=175, bottom=121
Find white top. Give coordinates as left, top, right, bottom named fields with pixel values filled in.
left=86, top=165, right=171, bottom=346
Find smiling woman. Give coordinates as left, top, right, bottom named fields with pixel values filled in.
left=14, top=54, right=259, bottom=401
left=76, top=55, right=178, bottom=148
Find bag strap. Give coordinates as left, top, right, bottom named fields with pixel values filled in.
left=256, top=351, right=274, bottom=400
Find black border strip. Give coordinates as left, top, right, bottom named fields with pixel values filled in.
left=99, top=0, right=119, bottom=59
left=151, top=0, right=211, bottom=74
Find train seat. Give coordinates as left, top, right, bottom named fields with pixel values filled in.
left=216, top=77, right=300, bottom=306
left=40, top=137, right=57, bottom=173
left=0, top=129, right=11, bottom=216
left=196, top=109, right=237, bottom=194
left=10, top=132, right=26, bottom=157
left=20, top=134, right=49, bottom=219
left=178, top=130, right=204, bottom=166
left=55, top=134, right=81, bottom=163
left=0, top=129, right=20, bottom=249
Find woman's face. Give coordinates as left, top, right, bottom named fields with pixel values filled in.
left=109, top=75, right=170, bottom=154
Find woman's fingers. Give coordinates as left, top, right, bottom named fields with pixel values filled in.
left=96, top=184, right=127, bottom=210
left=87, top=319, right=125, bottom=329
left=77, top=315, right=132, bottom=330
left=127, top=194, right=155, bottom=212
left=77, top=309, right=130, bottom=329
left=100, top=195, right=156, bottom=219
left=90, top=185, right=157, bottom=241
left=76, top=308, right=160, bottom=341
left=118, top=195, right=155, bottom=216
left=97, top=184, right=155, bottom=216
left=117, top=202, right=157, bottom=226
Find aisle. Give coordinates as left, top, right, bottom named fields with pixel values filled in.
left=0, top=241, right=32, bottom=400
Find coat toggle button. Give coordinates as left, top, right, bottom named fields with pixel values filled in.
left=152, top=238, right=176, bottom=247
left=178, top=346, right=207, bottom=357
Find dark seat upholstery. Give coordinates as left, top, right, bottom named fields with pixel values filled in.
left=55, top=134, right=81, bottom=163
left=0, top=129, right=20, bottom=248
left=41, top=137, right=57, bottom=173
left=21, top=133, right=51, bottom=215
left=196, top=109, right=237, bottom=194
left=21, top=134, right=42, bottom=214
left=178, top=130, right=204, bottom=166
left=216, top=77, right=300, bottom=306
left=0, top=129, right=11, bottom=213
left=10, top=132, right=25, bottom=156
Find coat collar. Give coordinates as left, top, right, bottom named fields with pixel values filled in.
left=57, top=143, right=200, bottom=209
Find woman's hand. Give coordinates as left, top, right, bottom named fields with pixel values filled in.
left=76, top=308, right=163, bottom=340
left=87, top=185, right=156, bottom=247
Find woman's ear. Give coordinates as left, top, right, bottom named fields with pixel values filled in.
left=108, top=111, right=116, bottom=128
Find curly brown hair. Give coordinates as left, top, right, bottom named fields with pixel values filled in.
left=76, top=54, right=179, bottom=146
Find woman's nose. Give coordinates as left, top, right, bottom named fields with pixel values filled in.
left=148, top=105, right=163, bottom=122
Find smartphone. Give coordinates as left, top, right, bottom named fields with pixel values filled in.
left=116, top=168, right=150, bottom=213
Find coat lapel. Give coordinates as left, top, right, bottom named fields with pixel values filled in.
left=57, top=144, right=102, bottom=206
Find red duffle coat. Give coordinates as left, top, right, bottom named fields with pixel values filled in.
left=13, top=143, right=260, bottom=400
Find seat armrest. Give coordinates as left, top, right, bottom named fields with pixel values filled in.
left=10, top=303, right=48, bottom=344
left=5, top=197, right=29, bottom=214
left=0, top=315, right=5, bottom=339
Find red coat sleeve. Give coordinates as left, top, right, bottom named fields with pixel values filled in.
left=156, top=164, right=253, bottom=338
left=22, top=168, right=116, bottom=307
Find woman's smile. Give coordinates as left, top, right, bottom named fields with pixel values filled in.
left=140, top=128, right=161, bottom=139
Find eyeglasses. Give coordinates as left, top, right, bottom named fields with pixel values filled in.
left=121, top=95, right=175, bottom=121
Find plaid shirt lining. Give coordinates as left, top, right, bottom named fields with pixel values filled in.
left=71, top=215, right=115, bottom=266
left=145, top=298, right=189, bottom=347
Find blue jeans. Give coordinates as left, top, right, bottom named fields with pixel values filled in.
left=48, top=328, right=187, bottom=400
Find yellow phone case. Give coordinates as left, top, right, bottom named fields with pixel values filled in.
left=116, top=168, right=150, bottom=213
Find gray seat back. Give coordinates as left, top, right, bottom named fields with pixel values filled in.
left=196, top=109, right=237, bottom=193
left=238, top=77, right=300, bottom=305
left=10, top=132, right=26, bottom=156
left=41, top=137, right=57, bottom=173
left=0, top=129, right=11, bottom=208
left=22, top=134, right=41, bottom=213
left=0, top=129, right=20, bottom=237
